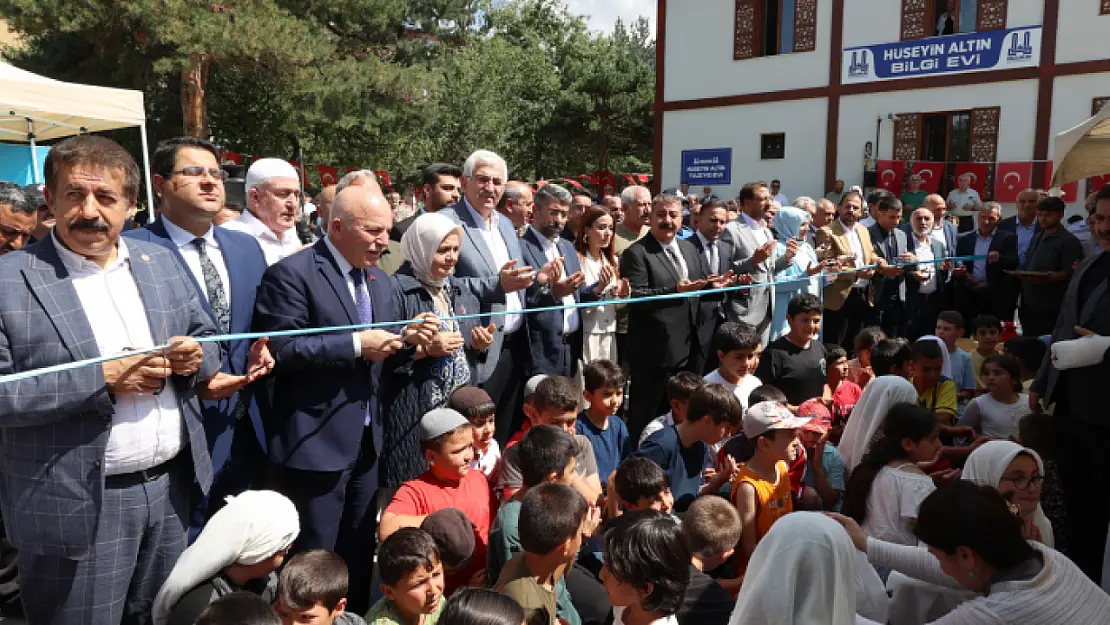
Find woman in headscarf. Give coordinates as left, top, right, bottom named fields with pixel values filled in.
left=729, top=512, right=889, bottom=625
left=837, top=376, right=920, bottom=472
left=381, top=212, right=491, bottom=490
left=153, top=491, right=299, bottom=625
left=770, top=206, right=825, bottom=339
left=963, top=441, right=1054, bottom=547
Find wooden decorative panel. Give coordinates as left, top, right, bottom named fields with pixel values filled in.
left=900, top=0, right=929, bottom=41
left=733, top=0, right=760, bottom=60
left=977, top=0, right=1008, bottom=31
left=1102, top=0, right=1110, bottom=15
left=970, top=107, right=1001, bottom=200
left=893, top=113, right=922, bottom=162
left=793, top=0, right=819, bottom=53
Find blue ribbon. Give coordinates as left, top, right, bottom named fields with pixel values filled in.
left=0, top=254, right=986, bottom=383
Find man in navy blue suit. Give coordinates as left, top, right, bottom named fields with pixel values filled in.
left=123, top=137, right=271, bottom=527
left=252, top=184, right=437, bottom=613
left=518, top=184, right=602, bottom=377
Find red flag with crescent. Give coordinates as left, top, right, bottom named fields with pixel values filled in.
left=534, top=180, right=550, bottom=190
left=317, top=165, right=338, bottom=187
left=1089, top=173, right=1110, bottom=195
left=221, top=151, right=243, bottom=166
left=374, top=171, right=392, bottom=191
left=594, top=171, right=617, bottom=196
left=557, top=178, right=584, bottom=189
left=1043, top=161, right=1078, bottom=202
left=994, top=162, right=1032, bottom=203
left=875, top=160, right=905, bottom=195
left=910, top=161, right=942, bottom=194
left=953, top=162, right=989, bottom=196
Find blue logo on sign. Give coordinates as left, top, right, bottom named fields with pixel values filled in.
left=848, top=50, right=870, bottom=77
left=1007, top=31, right=1033, bottom=61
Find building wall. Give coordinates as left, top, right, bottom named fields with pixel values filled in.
left=1055, top=1, right=1110, bottom=64
left=660, top=98, right=829, bottom=200
left=842, top=0, right=1042, bottom=49
left=663, top=0, right=833, bottom=102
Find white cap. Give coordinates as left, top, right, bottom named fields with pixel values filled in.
left=742, top=401, right=812, bottom=439
left=245, top=158, right=299, bottom=193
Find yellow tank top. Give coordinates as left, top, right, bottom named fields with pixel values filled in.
left=730, top=460, right=793, bottom=540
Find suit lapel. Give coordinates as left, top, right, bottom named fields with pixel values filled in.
left=315, top=240, right=358, bottom=324
left=23, top=237, right=100, bottom=361
left=646, top=235, right=680, bottom=283
left=214, top=227, right=251, bottom=332
left=127, top=244, right=176, bottom=344
left=456, top=202, right=497, bottom=272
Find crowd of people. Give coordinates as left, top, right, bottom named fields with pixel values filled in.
left=0, top=133, right=1109, bottom=625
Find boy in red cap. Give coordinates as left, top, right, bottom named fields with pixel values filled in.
left=795, top=399, right=847, bottom=512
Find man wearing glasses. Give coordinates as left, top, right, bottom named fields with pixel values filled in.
left=222, top=156, right=304, bottom=265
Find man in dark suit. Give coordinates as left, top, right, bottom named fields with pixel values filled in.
left=123, top=137, right=270, bottom=530
left=997, top=188, right=1041, bottom=318
left=390, top=163, right=462, bottom=242
left=952, top=202, right=1019, bottom=322
left=252, top=185, right=437, bottom=613
left=619, top=193, right=731, bottom=440
left=1031, top=184, right=1110, bottom=582
left=0, top=136, right=273, bottom=625
left=689, top=198, right=740, bottom=372
left=904, top=207, right=950, bottom=339
left=868, top=196, right=913, bottom=337
left=518, top=184, right=599, bottom=377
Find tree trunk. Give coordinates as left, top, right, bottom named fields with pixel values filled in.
left=181, top=54, right=211, bottom=138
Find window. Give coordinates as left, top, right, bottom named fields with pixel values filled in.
left=761, top=133, right=786, bottom=160
left=734, top=0, right=817, bottom=60
left=901, top=0, right=1006, bottom=41
left=921, top=111, right=971, bottom=196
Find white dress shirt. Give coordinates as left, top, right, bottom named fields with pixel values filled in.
left=742, top=212, right=771, bottom=246
left=161, top=218, right=232, bottom=306
left=221, top=209, right=302, bottom=266
left=464, top=199, right=523, bottom=334
left=772, top=193, right=789, bottom=207
left=540, top=236, right=580, bottom=335
left=930, top=225, right=949, bottom=255
left=946, top=188, right=981, bottom=217
left=913, top=236, right=938, bottom=295
left=54, top=234, right=183, bottom=475
left=839, top=219, right=869, bottom=288
left=696, top=231, right=720, bottom=274
left=324, top=237, right=371, bottom=358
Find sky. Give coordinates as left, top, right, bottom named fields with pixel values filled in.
left=565, top=0, right=656, bottom=34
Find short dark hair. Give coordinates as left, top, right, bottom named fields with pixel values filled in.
left=518, top=483, right=588, bottom=555
left=518, top=425, right=579, bottom=487
left=666, top=372, right=703, bottom=404
left=825, top=344, right=847, bottom=363
left=613, top=457, right=669, bottom=505
left=583, top=359, right=625, bottom=393
left=45, top=135, right=141, bottom=205
left=277, top=550, right=349, bottom=612
left=748, top=384, right=788, bottom=405
left=377, top=528, right=440, bottom=587
left=914, top=482, right=1037, bottom=570
left=440, top=588, right=525, bottom=625
left=787, top=293, right=823, bottom=317
left=871, top=338, right=913, bottom=375
left=1004, top=336, right=1047, bottom=372
left=839, top=190, right=863, bottom=207
left=713, top=321, right=761, bottom=353
left=571, top=188, right=595, bottom=202
left=737, top=182, right=767, bottom=204
left=911, top=338, right=944, bottom=362
left=701, top=199, right=727, bottom=214
left=771, top=179, right=781, bottom=185
left=533, top=376, right=580, bottom=414
left=982, top=354, right=1022, bottom=391
left=1036, top=196, right=1067, bottom=213
left=686, top=383, right=743, bottom=426
left=682, top=496, right=742, bottom=560
left=197, top=592, right=280, bottom=625
left=603, top=511, right=691, bottom=615
left=1096, top=183, right=1110, bottom=203
left=853, top=326, right=886, bottom=352
left=937, top=310, right=965, bottom=329
left=152, top=136, right=221, bottom=180
left=423, top=163, right=462, bottom=187
left=972, top=314, right=1002, bottom=333
left=875, top=195, right=903, bottom=213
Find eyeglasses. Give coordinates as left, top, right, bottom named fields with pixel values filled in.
left=171, top=167, right=229, bottom=181
left=1001, top=474, right=1044, bottom=490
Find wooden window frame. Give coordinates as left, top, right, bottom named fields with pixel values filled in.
left=734, top=0, right=816, bottom=60
left=1101, top=0, right=1110, bottom=15
left=901, top=0, right=1007, bottom=41
left=761, top=132, right=787, bottom=160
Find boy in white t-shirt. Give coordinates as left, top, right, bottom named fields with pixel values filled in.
left=704, top=322, right=762, bottom=411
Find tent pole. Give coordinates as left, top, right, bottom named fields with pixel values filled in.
left=139, top=123, right=155, bottom=217
left=27, top=119, right=40, bottom=184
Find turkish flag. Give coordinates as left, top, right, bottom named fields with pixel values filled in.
left=994, top=162, right=1032, bottom=202
left=1089, top=173, right=1110, bottom=195
left=875, top=160, right=905, bottom=195
left=316, top=165, right=338, bottom=187
left=221, top=151, right=243, bottom=166
left=558, top=178, right=584, bottom=189
left=911, top=161, right=943, bottom=193
left=534, top=180, right=549, bottom=190
left=594, top=171, right=617, bottom=196
left=635, top=174, right=650, bottom=184
left=953, top=162, right=989, bottom=196
left=375, top=171, right=392, bottom=191
left=1043, top=161, right=1078, bottom=202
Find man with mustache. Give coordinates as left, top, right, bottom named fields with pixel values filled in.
left=905, top=207, right=949, bottom=339
left=0, top=183, right=36, bottom=255
left=392, top=163, right=462, bottom=242
left=1030, top=184, right=1110, bottom=583
left=221, top=157, right=304, bottom=265
left=0, top=135, right=275, bottom=625
left=952, top=202, right=1018, bottom=322
left=497, top=180, right=534, bottom=237
left=816, top=190, right=880, bottom=351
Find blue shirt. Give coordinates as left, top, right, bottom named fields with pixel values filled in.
left=634, top=425, right=710, bottom=512
left=950, top=348, right=976, bottom=391
left=1016, top=221, right=1037, bottom=267
left=801, top=444, right=847, bottom=512
left=576, top=412, right=632, bottom=490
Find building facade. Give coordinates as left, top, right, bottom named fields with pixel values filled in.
left=656, top=0, right=1110, bottom=213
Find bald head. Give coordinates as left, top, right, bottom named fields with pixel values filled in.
left=315, top=185, right=337, bottom=227
left=329, top=186, right=392, bottom=269
left=924, top=193, right=946, bottom=221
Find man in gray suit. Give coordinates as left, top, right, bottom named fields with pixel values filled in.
left=723, top=181, right=795, bottom=345
left=0, top=136, right=273, bottom=625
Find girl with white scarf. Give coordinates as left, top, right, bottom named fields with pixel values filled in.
left=153, top=491, right=299, bottom=625
left=837, top=376, right=919, bottom=472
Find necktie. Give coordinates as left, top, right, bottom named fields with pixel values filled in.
left=710, top=241, right=720, bottom=275
left=666, top=246, right=688, bottom=281
left=193, top=238, right=230, bottom=333
left=350, top=268, right=374, bottom=427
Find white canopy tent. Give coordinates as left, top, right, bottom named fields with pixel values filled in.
left=0, top=61, right=153, bottom=209
left=1051, top=104, right=1110, bottom=188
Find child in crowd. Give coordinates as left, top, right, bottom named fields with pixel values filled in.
left=507, top=375, right=549, bottom=447
left=498, top=376, right=602, bottom=503
left=823, top=345, right=862, bottom=428
left=449, top=386, right=500, bottom=479
left=196, top=593, right=280, bottom=625
left=1019, top=413, right=1068, bottom=553
left=635, top=383, right=743, bottom=512
left=420, top=510, right=476, bottom=580
left=495, top=484, right=598, bottom=625
left=600, top=511, right=690, bottom=625
left=935, top=311, right=976, bottom=412
left=679, top=498, right=743, bottom=621
left=959, top=354, right=1032, bottom=439
left=380, top=409, right=492, bottom=592
left=438, top=589, right=524, bottom=625
left=364, top=529, right=446, bottom=625
left=868, top=338, right=913, bottom=378
left=755, top=294, right=827, bottom=408
left=848, top=326, right=886, bottom=388
left=639, top=372, right=703, bottom=447
left=577, top=360, right=632, bottom=488
left=274, top=550, right=366, bottom=625
left=1004, top=336, right=1048, bottom=393
left=719, top=385, right=809, bottom=506
left=910, top=338, right=958, bottom=427
left=704, top=322, right=762, bottom=411
left=608, top=457, right=675, bottom=519
left=796, top=399, right=847, bottom=512
left=731, top=401, right=811, bottom=574
left=971, top=314, right=1004, bottom=391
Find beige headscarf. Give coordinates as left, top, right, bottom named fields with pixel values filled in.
left=401, top=212, right=463, bottom=289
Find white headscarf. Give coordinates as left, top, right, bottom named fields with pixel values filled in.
left=963, top=441, right=1054, bottom=548
left=401, top=212, right=464, bottom=288
left=152, top=491, right=300, bottom=625
left=916, top=335, right=952, bottom=379
left=730, top=513, right=889, bottom=625
left=837, top=376, right=919, bottom=472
